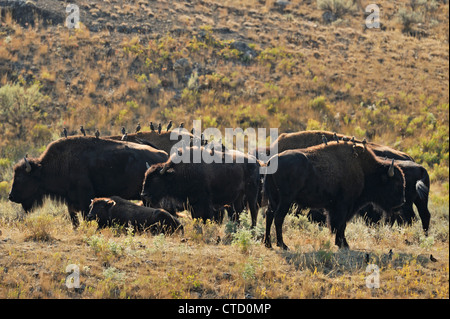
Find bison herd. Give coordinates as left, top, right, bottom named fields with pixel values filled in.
left=8, top=127, right=431, bottom=250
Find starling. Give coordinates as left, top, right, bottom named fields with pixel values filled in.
left=80, top=125, right=86, bottom=136
left=63, top=127, right=68, bottom=138
left=351, top=136, right=356, bottom=145
left=150, top=122, right=155, bottom=131
left=157, top=123, right=162, bottom=135
left=333, top=132, right=339, bottom=143
left=95, top=129, right=100, bottom=139
left=166, top=120, right=173, bottom=132
left=121, top=132, right=128, bottom=141
left=430, top=254, right=438, bottom=262
left=321, top=134, right=328, bottom=145
left=179, top=122, right=184, bottom=129
left=201, top=133, right=206, bottom=145
left=121, top=126, right=126, bottom=135
left=135, top=123, right=141, bottom=133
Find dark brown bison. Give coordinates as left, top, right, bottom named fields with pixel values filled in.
left=87, top=196, right=182, bottom=234
left=141, top=147, right=261, bottom=226
left=264, top=142, right=406, bottom=250
left=264, top=130, right=430, bottom=233
left=8, top=137, right=168, bottom=227
left=107, top=130, right=195, bottom=154
left=270, top=130, right=414, bottom=161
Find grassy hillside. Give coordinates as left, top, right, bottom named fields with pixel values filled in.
left=0, top=0, right=448, bottom=299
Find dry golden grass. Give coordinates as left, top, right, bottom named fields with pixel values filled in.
left=0, top=195, right=448, bottom=299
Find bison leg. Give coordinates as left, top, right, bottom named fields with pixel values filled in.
left=246, top=191, right=259, bottom=229
left=264, top=207, right=274, bottom=248
left=68, top=205, right=80, bottom=229
left=398, top=203, right=416, bottom=226
left=213, top=207, right=226, bottom=224
left=274, top=202, right=291, bottom=250
left=328, top=206, right=350, bottom=249
left=192, top=199, right=214, bottom=223
left=414, top=197, right=431, bottom=235
left=335, top=225, right=349, bottom=249
left=360, top=204, right=382, bottom=226
left=231, top=193, right=245, bottom=223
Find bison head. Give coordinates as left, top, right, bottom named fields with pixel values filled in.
left=87, top=198, right=116, bottom=222
left=371, top=159, right=406, bottom=212
left=141, top=161, right=174, bottom=207
left=8, top=156, right=44, bottom=212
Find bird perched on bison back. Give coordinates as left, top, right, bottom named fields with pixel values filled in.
left=321, top=134, right=328, bottom=145
left=95, top=129, right=100, bottom=139
left=150, top=122, right=155, bottom=132
left=63, top=127, right=68, bottom=138
left=80, top=126, right=86, bottom=136
left=121, top=126, right=126, bottom=135
left=135, top=123, right=141, bottom=133
left=271, top=130, right=414, bottom=161
left=166, top=120, right=173, bottom=132
left=158, top=123, right=162, bottom=135
left=333, top=132, right=339, bottom=143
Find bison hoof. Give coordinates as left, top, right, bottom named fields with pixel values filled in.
left=277, top=242, right=289, bottom=251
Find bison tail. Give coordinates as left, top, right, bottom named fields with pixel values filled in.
left=416, top=180, right=429, bottom=201
left=416, top=167, right=430, bottom=201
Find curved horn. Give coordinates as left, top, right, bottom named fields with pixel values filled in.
left=388, top=159, right=395, bottom=177
left=24, top=155, right=32, bottom=173
left=160, top=163, right=169, bottom=175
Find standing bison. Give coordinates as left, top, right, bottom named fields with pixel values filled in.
left=263, top=130, right=430, bottom=233
left=8, top=137, right=168, bottom=227
left=264, top=142, right=406, bottom=250
left=141, top=146, right=261, bottom=226
left=87, top=196, right=182, bottom=234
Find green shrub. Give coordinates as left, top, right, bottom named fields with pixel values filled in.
left=317, top=0, right=357, bottom=18
left=24, top=213, right=54, bottom=242
left=30, top=124, right=53, bottom=144
left=397, top=8, right=423, bottom=32
left=0, top=181, right=10, bottom=199
left=0, top=82, right=47, bottom=139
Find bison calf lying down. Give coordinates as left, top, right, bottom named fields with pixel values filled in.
left=87, top=196, right=182, bottom=234
left=264, top=142, right=406, bottom=250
